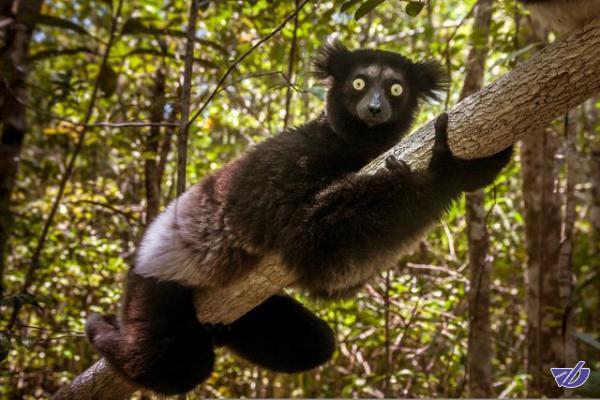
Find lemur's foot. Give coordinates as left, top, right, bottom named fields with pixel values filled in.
left=203, top=322, right=232, bottom=347
left=85, top=313, right=119, bottom=342
left=430, top=112, right=512, bottom=192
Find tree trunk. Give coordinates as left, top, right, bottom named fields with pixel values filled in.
left=54, top=19, right=600, bottom=400
left=520, top=22, right=579, bottom=400
left=176, top=0, right=199, bottom=196
left=0, top=0, right=44, bottom=297
left=458, top=0, right=494, bottom=397
left=521, top=124, right=563, bottom=397
left=144, top=66, right=166, bottom=224
left=559, top=111, right=578, bottom=374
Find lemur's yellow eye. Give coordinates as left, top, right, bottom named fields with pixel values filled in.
left=352, top=78, right=365, bottom=90
left=390, top=83, right=403, bottom=96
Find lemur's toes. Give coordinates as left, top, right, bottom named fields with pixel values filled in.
left=385, top=155, right=410, bottom=173
left=85, top=313, right=118, bottom=341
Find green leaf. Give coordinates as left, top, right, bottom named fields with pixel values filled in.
left=340, top=0, right=362, bottom=12
left=27, top=47, right=98, bottom=62
left=405, top=1, right=426, bottom=17
left=98, top=65, right=118, bottom=97
left=121, top=17, right=156, bottom=35
left=574, top=331, right=600, bottom=350
left=11, top=293, right=42, bottom=312
left=33, top=14, right=90, bottom=36
left=199, top=0, right=211, bottom=11
left=354, top=0, right=386, bottom=20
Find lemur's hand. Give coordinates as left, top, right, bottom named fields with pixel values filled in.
left=429, top=112, right=513, bottom=192
left=385, top=155, right=411, bottom=173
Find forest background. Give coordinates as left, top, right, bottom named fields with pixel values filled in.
left=0, top=0, right=599, bottom=398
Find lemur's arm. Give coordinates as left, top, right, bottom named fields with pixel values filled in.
left=278, top=114, right=512, bottom=296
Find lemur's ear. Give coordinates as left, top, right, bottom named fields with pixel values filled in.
left=411, top=60, right=449, bottom=102
left=312, top=40, right=351, bottom=80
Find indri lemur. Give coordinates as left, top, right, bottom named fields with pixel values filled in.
left=520, top=0, right=600, bottom=32
left=86, top=42, right=512, bottom=395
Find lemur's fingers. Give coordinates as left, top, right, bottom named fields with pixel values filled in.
left=429, top=113, right=453, bottom=174
left=385, top=155, right=411, bottom=173
left=432, top=112, right=450, bottom=154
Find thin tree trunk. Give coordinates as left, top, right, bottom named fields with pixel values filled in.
left=559, top=111, right=578, bottom=378
left=0, top=0, right=44, bottom=298
left=144, top=66, right=166, bottom=223
left=520, top=21, right=579, bottom=399
left=176, top=0, right=199, bottom=196
left=591, top=143, right=600, bottom=249
left=458, top=0, right=494, bottom=396
left=589, top=131, right=600, bottom=255
left=521, top=124, right=563, bottom=397
left=282, top=0, right=299, bottom=130
left=54, top=19, right=600, bottom=400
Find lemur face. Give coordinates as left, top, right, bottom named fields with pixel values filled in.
left=313, top=41, right=447, bottom=132
left=346, top=64, right=407, bottom=126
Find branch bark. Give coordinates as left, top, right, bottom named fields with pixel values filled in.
left=54, top=19, right=600, bottom=399
left=145, top=66, right=166, bottom=223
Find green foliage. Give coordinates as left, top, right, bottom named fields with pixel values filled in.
left=354, top=0, right=387, bottom=20
left=31, top=14, right=91, bottom=36
left=405, top=1, right=426, bottom=17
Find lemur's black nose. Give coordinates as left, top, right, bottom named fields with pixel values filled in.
left=368, top=104, right=381, bottom=115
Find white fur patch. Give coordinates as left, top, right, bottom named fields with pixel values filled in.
left=134, top=199, right=205, bottom=286
left=365, top=65, right=381, bottom=77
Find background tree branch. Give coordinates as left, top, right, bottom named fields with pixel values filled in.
left=54, top=18, right=600, bottom=400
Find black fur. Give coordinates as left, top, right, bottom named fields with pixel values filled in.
left=86, top=271, right=215, bottom=395
left=224, top=295, right=336, bottom=372
left=87, top=43, right=512, bottom=395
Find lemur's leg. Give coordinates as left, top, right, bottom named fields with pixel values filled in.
left=279, top=112, right=512, bottom=296
left=86, top=271, right=215, bottom=395
left=220, top=294, right=335, bottom=373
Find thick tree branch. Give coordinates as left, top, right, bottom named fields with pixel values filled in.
left=54, top=19, right=600, bottom=400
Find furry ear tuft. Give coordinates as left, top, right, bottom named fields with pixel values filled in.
left=312, top=40, right=350, bottom=80
left=412, top=61, right=449, bottom=102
